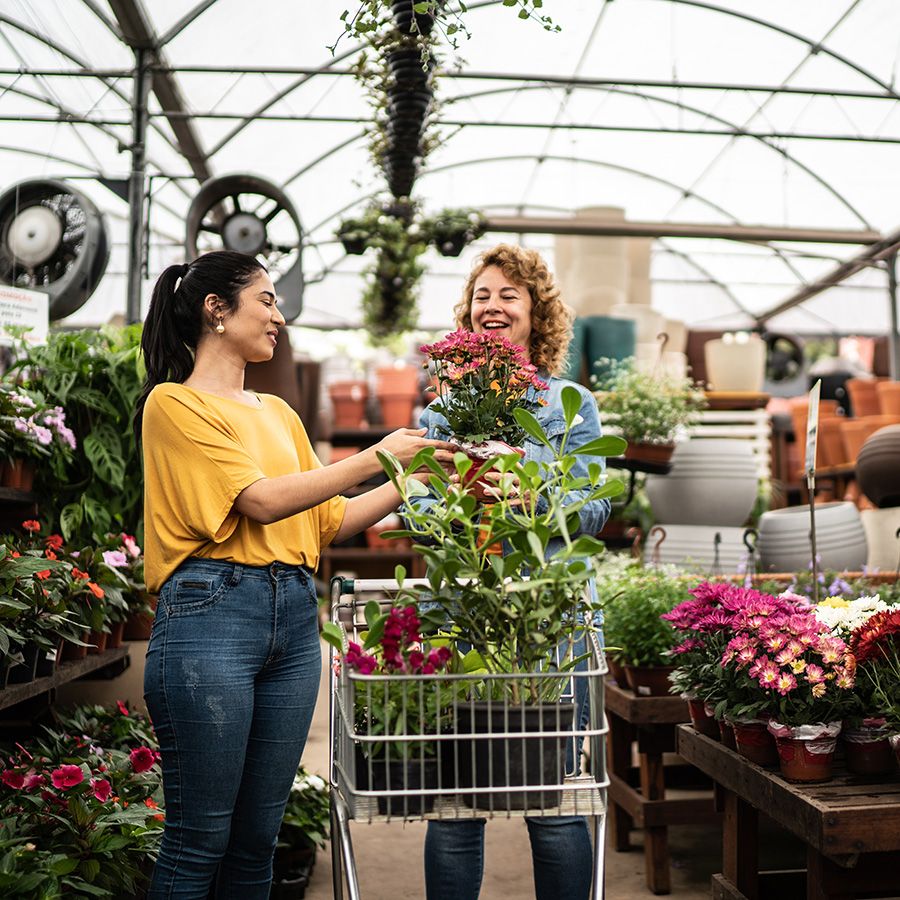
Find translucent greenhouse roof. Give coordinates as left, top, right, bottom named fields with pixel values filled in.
left=1, top=0, right=899, bottom=336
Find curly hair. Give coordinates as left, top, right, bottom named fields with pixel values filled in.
left=453, top=244, right=573, bottom=376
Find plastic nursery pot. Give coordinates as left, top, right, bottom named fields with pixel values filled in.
left=460, top=441, right=526, bottom=502
left=719, top=720, right=738, bottom=751
left=87, top=630, right=108, bottom=655
left=623, top=442, right=675, bottom=466
left=624, top=665, right=676, bottom=697
left=687, top=698, right=720, bottom=740
left=732, top=720, right=779, bottom=767
left=123, top=594, right=158, bottom=641
left=606, top=656, right=628, bottom=686
left=370, top=755, right=438, bottom=818
left=60, top=631, right=90, bottom=662
left=843, top=725, right=897, bottom=776
left=771, top=723, right=841, bottom=784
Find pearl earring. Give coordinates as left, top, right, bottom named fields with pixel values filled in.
left=215, top=317, right=225, bottom=334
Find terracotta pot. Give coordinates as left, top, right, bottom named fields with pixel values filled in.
left=60, top=631, right=90, bottom=661
left=875, top=381, right=900, bottom=415
left=773, top=730, right=839, bottom=783
left=687, top=698, right=720, bottom=739
left=857, top=424, right=900, bottom=508
left=328, top=380, right=368, bottom=429
left=843, top=726, right=896, bottom=776
left=732, top=720, right=779, bottom=767
left=846, top=378, right=881, bottom=417
left=378, top=393, right=416, bottom=428
left=719, top=720, right=737, bottom=750
left=623, top=442, right=674, bottom=466
left=789, top=397, right=839, bottom=466
left=816, top=416, right=848, bottom=468
left=461, top=441, right=525, bottom=502
left=106, top=620, right=126, bottom=649
left=606, top=656, right=627, bottom=685
left=123, top=595, right=158, bottom=641
left=375, top=365, right=419, bottom=395
left=1, top=457, right=35, bottom=491
left=87, top=630, right=108, bottom=655
left=624, top=664, right=676, bottom=697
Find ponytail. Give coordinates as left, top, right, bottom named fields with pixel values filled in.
left=134, top=250, right=266, bottom=440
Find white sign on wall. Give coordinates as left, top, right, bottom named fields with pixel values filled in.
left=0, top=285, right=49, bottom=346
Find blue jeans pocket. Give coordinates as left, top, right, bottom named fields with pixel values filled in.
left=163, top=565, right=236, bottom=616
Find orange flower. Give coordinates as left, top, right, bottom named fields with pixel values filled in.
left=45, top=550, right=57, bottom=561
left=35, top=570, right=51, bottom=580
left=72, top=568, right=90, bottom=581
left=10, top=551, right=20, bottom=558
left=44, top=534, right=64, bottom=551
left=21, top=520, right=40, bottom=533
left=144, top=797, right=159, bottom=810
left=88, top=582, right=105, bottom=599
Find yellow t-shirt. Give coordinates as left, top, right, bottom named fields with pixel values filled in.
left=141, top=383, right=347, bottom=592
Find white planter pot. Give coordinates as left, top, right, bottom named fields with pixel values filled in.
left=757, top=502, right=868, bottom=573
left=643, top=524, right=749, bottom=572
left=704, top=336, right=766, bottom=392
left=860, top=508, right=900, bottom=571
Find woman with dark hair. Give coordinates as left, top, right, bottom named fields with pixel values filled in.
left=137, top=250, right=454, bottom=897
left=416, top=244, right=610, bottom=900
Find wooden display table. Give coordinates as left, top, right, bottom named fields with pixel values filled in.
left=677, top=724, right=900, bottom=900
left=606, top=681, right=720, bottom=894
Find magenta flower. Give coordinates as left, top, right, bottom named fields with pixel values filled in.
left=129, top=747, right=157, bottom=774
left=50, top=765, right=84, bottom=790
left=91, top=778, right=112, bottom=802
left=775, top=672, right=797, bottom=695
left=1, top=770, right=25, bottom=790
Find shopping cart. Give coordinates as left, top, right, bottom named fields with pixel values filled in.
left=328, top=576, right=609, bottom=899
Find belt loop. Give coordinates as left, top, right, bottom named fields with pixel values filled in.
left=230, top=563, right=243, bottom=586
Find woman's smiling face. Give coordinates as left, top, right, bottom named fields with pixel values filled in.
left=469, top=265, right=533, bottom=357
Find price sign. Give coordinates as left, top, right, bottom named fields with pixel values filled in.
left=805, top=380, right=821, bottom=476
left=0, top=285, right=49, bottom=346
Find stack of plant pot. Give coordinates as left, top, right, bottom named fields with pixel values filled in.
left=643, top=438, right=759, bottom=570
left=857, top=423, right=900, bottom=569
left=383, top=3, right=435, bottom=199
left=328, top=380, right=368, bottom=429
left=376, top=363, right=420, bottom=428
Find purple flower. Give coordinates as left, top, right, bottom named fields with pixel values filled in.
left=102, top=550, right=128, bottom=568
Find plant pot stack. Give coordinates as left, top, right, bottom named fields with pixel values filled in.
left=643, top=439, right=758, bottom=570
left=376, top=364, right=420, bottom=428
left=856, top=423, right=900, bottom=569
left=329, top=380, right=368, bottom=429
left=383, top=4, right=435, bottom=199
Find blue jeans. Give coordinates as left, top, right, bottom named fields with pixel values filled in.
left=143, top=559, right=321, bottom=898
left=425, top=817, right=593, bottom=900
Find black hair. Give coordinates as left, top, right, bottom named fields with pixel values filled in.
left=134, top=250, right=266, bottom=440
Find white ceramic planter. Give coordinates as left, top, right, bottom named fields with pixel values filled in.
left=704, top=335, right=766, bottom=392
left=645, top=439, right=759, bottom=526
left=643, top=525, right=749, bottom=572
left=860, top=508, right=900, bottom=571
left=757, top=502, right=868, bottom=573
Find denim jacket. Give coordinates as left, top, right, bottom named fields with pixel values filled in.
left=408, top=376, right=611, bottom=610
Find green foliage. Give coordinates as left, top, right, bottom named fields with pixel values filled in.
left=596, top=563, right=686, bottom=667
left=594, top=357, right=707, bottom=446
left=380, top=387, right=626, bottom=703
left=279, top=766, right=330, bottom=852
left=5, top=326, right=145, bottom=544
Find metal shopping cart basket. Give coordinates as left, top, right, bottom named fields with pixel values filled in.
left=328, top=577, right=610, bottom=899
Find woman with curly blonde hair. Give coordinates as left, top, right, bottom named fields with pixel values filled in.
left=414, top=244, right=609, bottom=900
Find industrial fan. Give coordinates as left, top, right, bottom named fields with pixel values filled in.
left=185, top=174, right=304, bottom=321
left=762, top=331, right=807, bottom=397
left=0, top=179, right=110, bottom=320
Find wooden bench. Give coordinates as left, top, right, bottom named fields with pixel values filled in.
left=677, top=724, right=900, bottom=900
left=606, top=681, right=720, bottom=894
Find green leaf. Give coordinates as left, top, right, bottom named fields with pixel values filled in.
left=572, top=435, right=627, bottom=457
left=84, top=422, right=125, bottom=488
left=320, top=621, right=344, bottom=653
left=395, top=564, right=407, bottom=585
left=51, top=858, right=79, bottom=875
left=512, top=408, right=550, bottom=447
left=79, top=858, right=100, bottom=881
left=561, top=385, right=581, bottom=428
left=414, top=2, right=430, bottom=10
left=502, top=0, right=516, bottom=5
left=364, top=599, right=381, bottom=629
left=527, top=531, right=544, bottom=560
left=59, top=502, right=84, bottom=541
left=518, top=8, right=529, bottom=17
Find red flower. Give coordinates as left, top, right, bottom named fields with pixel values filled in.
left=130, top=747, right=156, bottom=773
left=50, top=765, right=84, bottom=790
left=35, top=570, right=51, bottom=581
left=87, top=582, right=105, bottom=599
left=91, top=778, right=112, bottom=802
left=44, top=549, right=57, bottom=561
left=1, top=770, right=25, bottom=790
left=143, top=797, right=159, bottom=809
left=45, top=534, right=64, bottom=551
left=71, top=568, right=90, bottom=581
left=21, top=520, right=40, bottom=533
left=22, top=773, right=45, bottom=792
left=116, top=700, right=130, bottom=717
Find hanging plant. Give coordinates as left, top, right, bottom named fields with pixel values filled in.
left=332, top=1, right=560, bottom=57
left=430, top=208, right=486, bottom=257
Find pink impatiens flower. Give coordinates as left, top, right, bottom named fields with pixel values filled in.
left=1, top=770, right=25, bottom=789
left=91, top=778, right=112, bottom=802
left=129, top=747, right=157, bottom=774
left=50, top=765, right=84, bottom=790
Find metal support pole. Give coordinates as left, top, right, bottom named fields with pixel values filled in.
left=888, top=252, right=899, bottom=379
left=126, top=47, right=151, bottom=324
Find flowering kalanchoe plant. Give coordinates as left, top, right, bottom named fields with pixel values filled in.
left=848, top=609, right=900, bottom=731
left=420, top=328, right=549, bottom=445
left=322, top=602, right=453, bottom=759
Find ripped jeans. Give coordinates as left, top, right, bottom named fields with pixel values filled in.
left=143, top=558, right=321, bottom=898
